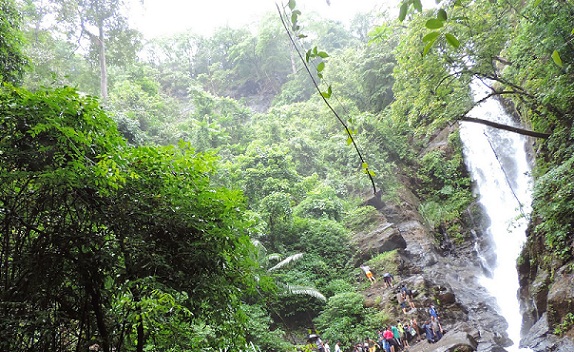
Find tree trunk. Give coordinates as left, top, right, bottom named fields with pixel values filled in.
left=98, top=21, right=108, bottom=100
left=89, top=282, right=111, bottom=352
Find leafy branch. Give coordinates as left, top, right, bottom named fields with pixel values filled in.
left=276, top=1, right=378, bottom=196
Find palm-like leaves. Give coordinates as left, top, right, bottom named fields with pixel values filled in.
left=252, top=240, right=325, bottom=301
left=268, top=253, right=303, bottom=272
left=283, top=284, right=326, bottom=301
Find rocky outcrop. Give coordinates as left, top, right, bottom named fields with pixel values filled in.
left=355, top=122, right=574, bottom=352
left=518, top=226, right=574, bottom=350
left=356, top=191, right=513, bottom=351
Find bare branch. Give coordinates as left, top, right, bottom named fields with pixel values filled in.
left=460, top=116, right=550, bottom=138
left=457, top=89, right=551, bottom=138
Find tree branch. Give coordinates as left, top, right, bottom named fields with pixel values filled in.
left=458, top=89, right=551, bottom=138
left=460, top=116, right=550, bottom=138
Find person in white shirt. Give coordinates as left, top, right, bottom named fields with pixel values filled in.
left=334, top=341, right=341, bottom=352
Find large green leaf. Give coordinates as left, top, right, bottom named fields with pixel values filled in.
left=425, top=18, right=444, bottom=29
left=437, top=9, right=448, bottom=21
left=399, top=2, right=408, bottom=21
left=552, top=50, right=563, bottom=68
left=445, top=33, right=461, bottom=48
left=423, top=40, right=434, bottom=56
left=413, top=0, right=423, bottom=12
left=423, top=31, right=441, bottom=43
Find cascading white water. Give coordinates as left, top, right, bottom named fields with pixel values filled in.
left=459, top=80, right=533, bottom=352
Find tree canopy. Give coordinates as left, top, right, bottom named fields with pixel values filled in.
left=2, top=0, right=574, bottom=350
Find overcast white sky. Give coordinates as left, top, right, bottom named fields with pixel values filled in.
left=131, top=0, right=390, bottom=38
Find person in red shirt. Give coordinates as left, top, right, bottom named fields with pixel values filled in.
left=383, top=326, right=399, bottom=352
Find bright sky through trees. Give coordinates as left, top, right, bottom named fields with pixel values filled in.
left=131, top=0, right=385, bottom=38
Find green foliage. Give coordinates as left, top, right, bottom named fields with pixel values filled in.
left=14, top=1, right=574, bottom=350
left=22, top=30, right=99, bottom=94
left=532, top=154, right=574, bottom=261
left=294, top=185, right=344, bottom=221
left=272, top=70, right=316, bottom=106
left=343, top=205, right=381, bottom=234
left=314, top=292, right=379, bottom=347
left=415, top=131, right=473, bottom=243
left=292, top=218, right=352, bottom=272
left=241, top=304, right=295, bottom=352
left=391, top=14, right=473, bottom=136
left=0, top=0, right=27, bottom=84
left=367, top=250, right=400, bottom=277
left=322, top=279, right=356, bottom=297
left=0, top=85, right=262, bottom=351
left=107, top=74, right=182, bottom=145
left=553, top=312, right=574, bottom=336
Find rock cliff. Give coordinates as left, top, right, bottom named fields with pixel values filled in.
left=355, top=125, right=574, bottom=351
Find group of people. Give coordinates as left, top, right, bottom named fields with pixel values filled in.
left=360, top=305, right=444, bottom=352
left=310, top=303, right=445, bottom=352
left=325, top=266, right=445, bottom=351
left=421, top=305, right=444, bottom=344
left=313, top=337, right=340, bottom=352
left=359, top=265, right=394, bottom=288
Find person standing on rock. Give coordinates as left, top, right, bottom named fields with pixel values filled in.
left=378, top=333, right=390, bottom=352
left=410, top=318, right=421, bottom=342
left=391, top=324, right=402, bottom=348
left=401, top=284, right=416, bottom=310
left=397, top=321, right=410, bottom=349
left=422, top=320, right=436, bottom=343
left=383, top=326, right=398, bottom=352
left=360, top=264, right=376, bottom=285
left=430, top=315, right=443, bottom=340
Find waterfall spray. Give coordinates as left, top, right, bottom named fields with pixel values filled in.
left=459, top=80, right=533, bottom=352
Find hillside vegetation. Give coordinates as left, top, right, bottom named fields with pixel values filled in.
left=1, top=0, right=573, bottom=351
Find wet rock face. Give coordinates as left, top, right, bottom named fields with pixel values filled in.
left=356, top=124, right=574, bottom=352
left=356, top=205, right=513, bottom=352
left=353, top=223, right=407, bottom=263
left=518, top=226, right=574, bottom=350
left=546, top=265, right=574, bottom=329
left=521, top=312, right=574, bottom=352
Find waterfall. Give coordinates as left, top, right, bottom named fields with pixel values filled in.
left=459, top=80, right=533, bottom=352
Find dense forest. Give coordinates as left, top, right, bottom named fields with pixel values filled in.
left=1, top=0, right=573, bottom=351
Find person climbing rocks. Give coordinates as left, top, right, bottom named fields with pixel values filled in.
left=397, top=290, right=408, bottom=314
left=401, top=284, right=416, bottom=310
left=383, top=272, right=393, bottom=288
left=360, top=264, right=376, bottom=285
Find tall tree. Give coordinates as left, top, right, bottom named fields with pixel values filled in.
left=0, top=0, right=28, bottom=84
left=46, top=0, right=141, bottom=99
